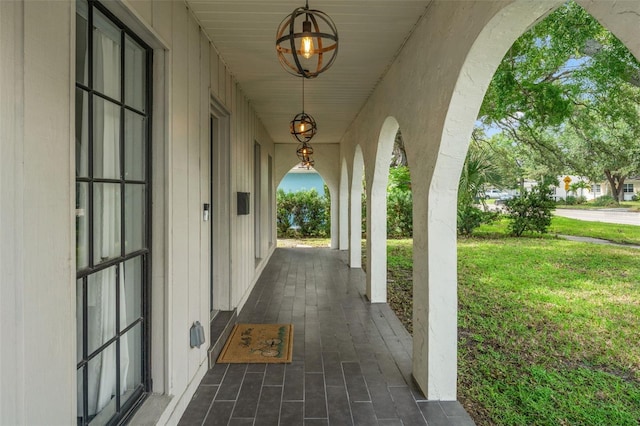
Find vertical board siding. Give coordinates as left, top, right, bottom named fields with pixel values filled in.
left=186, top=15, right=201, bottom=379
left=0, top=1, right=25, bottom=422
left=151, top=0, right=172, bottom=44
left=22, top=1, right=73, bottom=422
left=164, top=0, right=275, bottom=405
left=127, top=0, right=152, bottom=25
left=199, top=30, right=210, bottom=358
left=170, top=0, right=190, bottom=395
left=218, top=60, right=226, bottom=105
left=210, top=45, right=219, bottom=98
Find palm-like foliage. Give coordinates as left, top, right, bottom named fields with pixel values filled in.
left=457, top=143, right=501, bottom=235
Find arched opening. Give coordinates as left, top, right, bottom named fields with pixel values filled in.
left=367, top=116, right=399, bottom=303
left=438, top=1, right=640, bottom=422
left=276, top=165, right=331, bottom=247
left=385, top=130, right=414, bottom=331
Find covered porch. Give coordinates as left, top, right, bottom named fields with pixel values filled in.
left=178, top=247, right=474, bottom=425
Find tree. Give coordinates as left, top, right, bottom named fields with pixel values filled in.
left=478, top=1, right=640, bottom=201
left=457, top=141, right=500, bottom=236
left=563, top=85, right=640, bottom=200
left=390, top=129, right=408, bottom=167
left=387, top=166, right=412, bottom=238
left=568, top=180, right=590, bottom=198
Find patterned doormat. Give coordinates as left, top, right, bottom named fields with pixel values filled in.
left=217, top=323, right=293, bottom=363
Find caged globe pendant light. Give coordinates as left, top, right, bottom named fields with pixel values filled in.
left=276, top=0, right=338, bottom=79
left=290, top=76, right=317, bottom=143
left=291, top=78, right=316, bottom=168
left=296, top=141, right=314, bottom=162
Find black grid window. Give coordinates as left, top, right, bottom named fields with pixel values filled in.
left=75, top=1, right=152, bottom=424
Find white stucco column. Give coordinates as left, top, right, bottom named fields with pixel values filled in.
left=349, top=147, right=365, bottom=268
left=339, top=159, right=349, bottom=250
left=366, top=181, right=387, bottom=302
left=330, top=184, right=339, bottom=249
left=411, top=174, right=458, bottom=400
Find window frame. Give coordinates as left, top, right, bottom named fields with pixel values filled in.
left=75, top=1, right=153, bottom=424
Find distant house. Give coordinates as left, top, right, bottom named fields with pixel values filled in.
left=523, top=176, right=639, bottom=201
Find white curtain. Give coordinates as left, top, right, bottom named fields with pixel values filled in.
left=85, top=23, right=130, bottom=419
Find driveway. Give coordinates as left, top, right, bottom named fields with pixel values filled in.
left=554, top=208, right=639, bottom=226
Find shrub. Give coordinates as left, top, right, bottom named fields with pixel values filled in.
left=505, top=185, right=556, bottom=236
left=632, top=192, right=639, bottom=202
left=276, top=188, right=329, bottom=238
left=591, top=194, right=618, bottom=207
left=387, top=187, right=413, bottom=238
left=562, top=195, right=586, bottom=205
left=457, top=204, right=482, bottom=236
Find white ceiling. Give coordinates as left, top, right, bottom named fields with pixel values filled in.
left=187, top=0, right=432, bottom=144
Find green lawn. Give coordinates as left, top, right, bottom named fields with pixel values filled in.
left=474, top=215, right=640, bottom=245
left=385, top=216, right=640, bottom=425
left=456, top=237, right=640, bottom=425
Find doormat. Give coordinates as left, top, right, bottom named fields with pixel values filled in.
left=217, top=323, right=293, bottom=363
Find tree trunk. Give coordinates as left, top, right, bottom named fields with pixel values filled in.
left=604, top=170, right=626, bottom=202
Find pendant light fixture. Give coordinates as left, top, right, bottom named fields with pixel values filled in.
left=296, top=142, right=314, bottom=167
left=276, top=0, right=338, bottom=79
left=291, top=76, right=316, bottom=167
left=290, top=76, right=317, bottom=143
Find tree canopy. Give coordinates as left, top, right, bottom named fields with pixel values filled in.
left=477, top=0, right=640, bottom=200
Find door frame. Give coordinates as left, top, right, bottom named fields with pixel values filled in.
left=209, top=95, right=232, bottom=315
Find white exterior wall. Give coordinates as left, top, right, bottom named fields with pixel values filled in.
left=0, top=0, right=276, bottom=424
left=1, top=1, right=75, bottom=423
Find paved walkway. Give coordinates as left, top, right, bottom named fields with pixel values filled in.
left=554, top=208, right=639, bottom=226
left=558, top=234, right=640, bottom=249
left=179, top=248, right=475, bottom=426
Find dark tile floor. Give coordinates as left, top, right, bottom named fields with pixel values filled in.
left=179, top=248, right=475, bottom=426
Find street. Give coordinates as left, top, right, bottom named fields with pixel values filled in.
left=554, top=208, right=640, bottom=226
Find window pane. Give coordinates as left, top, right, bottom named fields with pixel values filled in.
left=87, top=266, right=117, bottom=356
left=125, top=184, right=145, bottom=254
left=77, top=367, right=85, bottom=422
left=77, top=279, right=84, bottom=364
left=125, top=36, right=146, bottom=112
left=120, top=323, right=142, bottom=406
left=76, top=0, right=88, bottom=85
left=93, top=97, right=121, bottom=179
left=124, top=111, right=146, bottom=181
left=87, top=342, right=117, bottom=422
left=76, top=89, right=89, bottom=177
left=76, top=182, right=89, bottom=270
left=93, top=183, right=121, bottom=264
left=93, top=9, right=121, bottom=101
left=121, top=257, right=142, bottom=328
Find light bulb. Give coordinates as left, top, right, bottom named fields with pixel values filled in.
left=299, top=122, right=306, bottom=133
left=301, top=19, right=314, bottom=59
left=301, top=36, right=314, bottom=59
